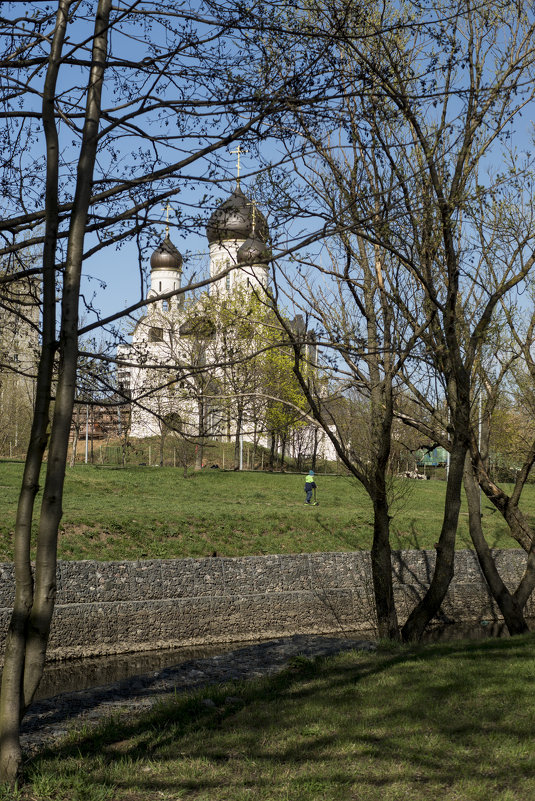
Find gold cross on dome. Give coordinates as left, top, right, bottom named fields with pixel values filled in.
left=230, top=145, right=247, bottom=187
left=162, top=201, right=173, bottom=235
left=247, top=197, right=258, bottom=233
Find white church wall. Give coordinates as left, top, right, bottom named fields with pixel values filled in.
left=116, top=184, right=321, bottom=466
left=208, top=240, right=268, bottom=296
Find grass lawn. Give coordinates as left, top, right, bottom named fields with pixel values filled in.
left=0, top=461, right=531, bottom=561
left=7, top=634, right=535, bottom=801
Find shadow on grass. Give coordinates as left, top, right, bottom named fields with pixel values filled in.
left=24, top=635, right=535, bottom=800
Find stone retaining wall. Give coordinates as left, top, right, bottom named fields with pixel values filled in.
left=0, top=550, right=532, bottom=660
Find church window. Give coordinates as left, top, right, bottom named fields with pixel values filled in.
left=149, top=326, right=163, bottom=342
left=159, top=281, right=162, bottom=291
left=162, top=300, right=169, bottom=311
left=226, top=275, right=231, bottom=291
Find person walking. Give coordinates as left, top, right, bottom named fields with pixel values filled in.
left=304, top=470, right=317, bottom=504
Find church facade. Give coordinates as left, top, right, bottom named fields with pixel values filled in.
left=117, top=184, right=335, bottom=465
left=117, top=185, right=271, bottom=441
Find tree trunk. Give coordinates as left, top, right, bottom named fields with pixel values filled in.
left=463, top=457, right=529, bottom=635
left=121, top=430, right=129, bottom=468
left=472, top=437, right=534, bottom=552
left=252, top=422, right=258, bottom=471
left=90, top=402, right=94, bottom=463
left=159, top=428, right=166, bottom=467
left=280, top=434, right=287, bottom=471
left=23, top=0, right=112, bottom=712
left=70, top=407, right=80, bottom=467
left=233, top=409, right=243, bottom=470
left=0, top=0, right=69, bottom=781
left=0, top=0, right=112, bottom=782
left=401, top=434, right=466, bottom=642
left=371, top=492, right=400, bottom=639
left=195, top=398, right=205, bottom=470
left=268, top=432, right=276, bottom=471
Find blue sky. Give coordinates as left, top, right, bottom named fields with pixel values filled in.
left=4, top=1, right=535, bottom=344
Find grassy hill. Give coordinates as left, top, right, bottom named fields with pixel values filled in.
left=0, top=461, right=529, bottom=561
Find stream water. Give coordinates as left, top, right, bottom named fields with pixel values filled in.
left=35, top=641, right=247, bottom=701
left=34, top=619, right=515, bottom=702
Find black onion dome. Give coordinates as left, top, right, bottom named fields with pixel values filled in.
left=206, top=186, right=268, bottom=245
left=237, top=235, right=270, bottom=265
left=150, top=235, right=183, bottom=271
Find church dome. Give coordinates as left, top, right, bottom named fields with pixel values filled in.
left=237, top=235, right=271, bottom=265
left=206, top=186, right=268, bottom=245
left=150, top=235, right=183, bottom=271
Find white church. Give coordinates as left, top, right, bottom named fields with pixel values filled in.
left=116, top=178, right=336, bottom=466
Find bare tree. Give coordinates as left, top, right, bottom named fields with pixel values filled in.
left=0, top=0, right=325, bottom=781
left=269, top=235, right=422, bottom=639
left=260, top=0, right=535, bottom=640
left=396, top=168, right=535, bottom=636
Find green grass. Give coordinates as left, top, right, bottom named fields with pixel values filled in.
left=0, top=461, right=530, bottom=561
left=6, top=635, right=535, bottom=800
